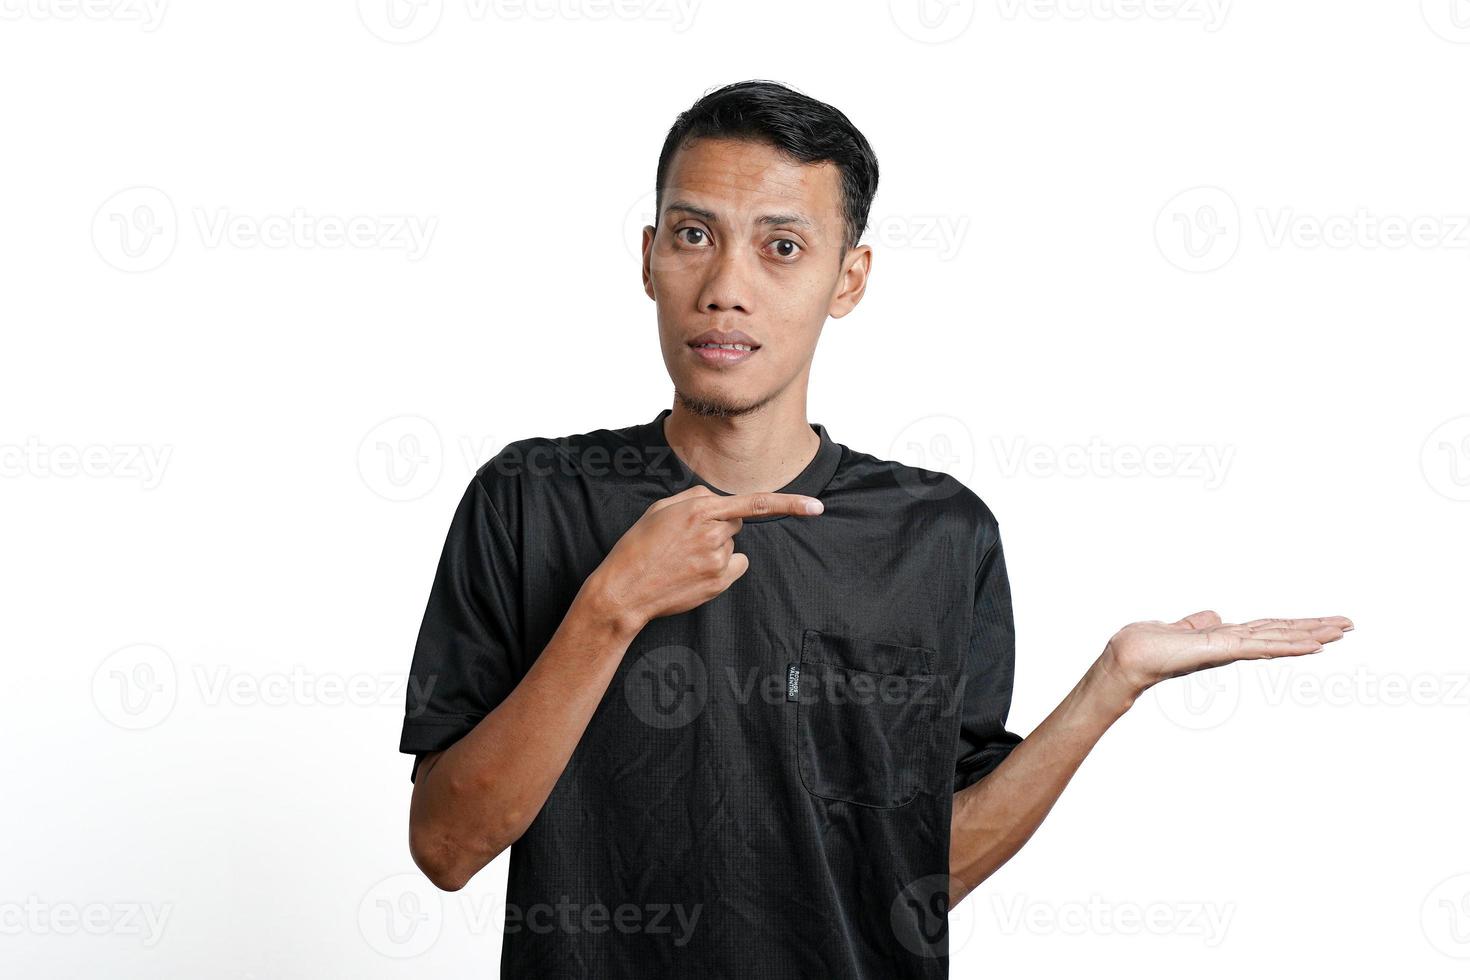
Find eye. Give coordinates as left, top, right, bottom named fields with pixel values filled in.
left=675, top=227, right=710, bottom=247
left=768, top=238, right=802, bottom=260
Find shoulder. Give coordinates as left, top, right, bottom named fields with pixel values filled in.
left=835, top=442, right=1002, bottom=568
left=839, top=443, right=999, bottom=524
left=467, top=415, right=647, bottom=512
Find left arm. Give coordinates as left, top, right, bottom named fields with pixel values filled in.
left=948, top=610, right=1353, bottom=906
left=948, top=649, right=1134, bottom=905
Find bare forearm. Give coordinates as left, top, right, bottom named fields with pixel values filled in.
left=948, top=654, right=1137, bottom=905
left=410, top=569, right=642, bottom=889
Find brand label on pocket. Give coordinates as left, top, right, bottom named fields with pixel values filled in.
left=786, top=663, right=800, bottom=702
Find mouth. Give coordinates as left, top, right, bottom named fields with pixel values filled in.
left=687, top=335, right=761, bottom=366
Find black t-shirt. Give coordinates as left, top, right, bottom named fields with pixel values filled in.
left=399, top=407, right=1024, bottom=978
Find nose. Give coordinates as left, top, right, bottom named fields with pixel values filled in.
left=696, top=243, right=752, bottom=314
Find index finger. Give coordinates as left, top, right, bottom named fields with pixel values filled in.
left=1241, top=616, right=1354, bottom=631
left=700, top=492, right=825, bottom=521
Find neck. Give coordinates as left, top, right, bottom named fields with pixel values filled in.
left=662, top=397, right=820, bottom=495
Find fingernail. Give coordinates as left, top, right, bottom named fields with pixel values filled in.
left=805, top=499, right=824, bottom=515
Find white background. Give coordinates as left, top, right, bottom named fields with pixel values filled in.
left=3, top=0, right=1468, bottom=976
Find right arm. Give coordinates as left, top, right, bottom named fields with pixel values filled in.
left=406, top=485, right=825, bottom=891
left=408, top=568, right=643, bottom=891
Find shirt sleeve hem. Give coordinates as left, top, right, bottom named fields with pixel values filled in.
left=952, top=734, right=1023, bottom=793
left=398, top=712, right=486, bottom=755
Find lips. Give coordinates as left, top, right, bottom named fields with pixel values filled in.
left=688, top=329, right=761, bottom=351
left=687, top=329, right=760, bottom=366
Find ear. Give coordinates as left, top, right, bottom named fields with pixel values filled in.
left=642, top=224, right=657, bottom=302
left=828, top=243, right=872, bottom=319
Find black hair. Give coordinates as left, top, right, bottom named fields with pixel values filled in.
left=654, top=80, right=880, bottom=254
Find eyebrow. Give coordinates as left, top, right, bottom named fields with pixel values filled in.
left=663, top=199, right=814, bottom=229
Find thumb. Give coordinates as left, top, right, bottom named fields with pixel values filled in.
left=1172, top=609, right=1221, bottom=629
left=647, top=484, right=713, bottom=513
left=725, top=550, right=750, bottom=583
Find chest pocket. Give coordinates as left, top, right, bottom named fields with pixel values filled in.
left=793, top=628, right=938, bottom=809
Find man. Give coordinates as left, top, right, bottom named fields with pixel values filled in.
left=398, top=79, right=1352, bottom=978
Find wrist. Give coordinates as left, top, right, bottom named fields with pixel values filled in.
left=575, top=568, right=646, bottom=643
left=1086, top=648, right=1147, bottom=717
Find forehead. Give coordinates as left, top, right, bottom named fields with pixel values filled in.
left=662, top=137, right=843, bottom=233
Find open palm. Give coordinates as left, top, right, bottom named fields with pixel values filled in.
left=1103, top=609, right=1354, bottom=696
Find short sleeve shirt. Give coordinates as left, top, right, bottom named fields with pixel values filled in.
left=399, top=408, right=1024, bottom=979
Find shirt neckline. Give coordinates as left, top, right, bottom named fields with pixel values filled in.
left=635, top=408, right=842, bottom=523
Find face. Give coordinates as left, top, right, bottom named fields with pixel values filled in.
left=642, top=137, right=871, bottom=418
